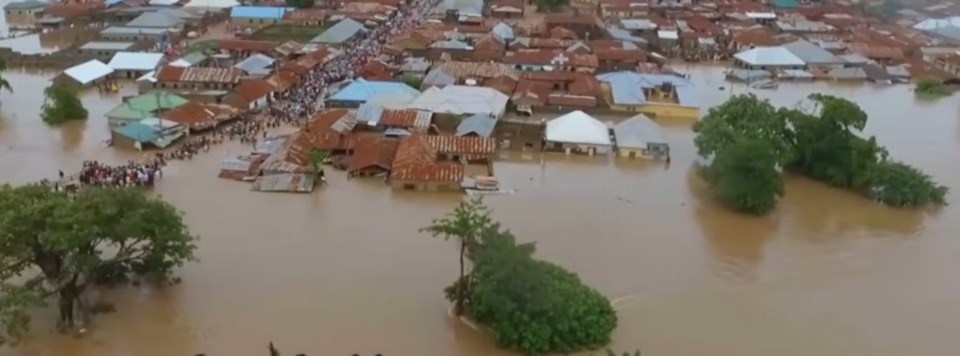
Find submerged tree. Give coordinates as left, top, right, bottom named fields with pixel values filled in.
left=702, top=139, right=783, bottom=215
left=866, top=160, right=948, bottom=207
left=0, top=185, right=197, bottom=343
left=693, top=94, right=794, bottom=164
left=41, top=85, right=88, bottom=125
left=421, top=198, right=493, bottom=315
left=0, top=59, right=11, bottom=94
left=307, top=148, right=326, bottom=182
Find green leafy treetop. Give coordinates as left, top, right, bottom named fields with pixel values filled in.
left=41, top=85, right=88, bottom=126
left=421, top=198, right=493, bottom=315
left=0, top=184, right=197, bottom=345
left=427, top=199, right=617, bottom=355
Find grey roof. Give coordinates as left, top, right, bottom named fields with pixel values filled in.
left=421, top=67, right=456, bottom=88
left=614, top=114, right=666, bottom=149
left=491, top=22, right=515, bottom=41
left=4, top=0, right=46, bottom=10
left=886, top=65, right=911, bottom=78
left=170, top=51, right=207, bottom=67
left=782, top=40, right=842, bottom=65
left=606, top=27, right=648, bottom=45
left=827, top=67, right=867, bottom=79
left=430, top=39, right=472, bottom=50
left=233, top=53, right=275, bottom=75
left=310, top=18, right=365, bottom=44
left=620, top=19, right=657, bottom=31
left=839, top=53, right=869, bottom=65
left=125, top=9, right=185, bottom=28
left=775, top=19, right=834, bottom=32
left=435, top=0, right=483, bottom=15
left=79, top=41, right=135, bottom=51
left=727, top=69, right=771, bottom=82
left=101, top=26, right=170, bottom=36
left=914, top=17, right=960, bottom=42
left=456, top=114, right=497, bottom=137
left=779, top=69, right=813, bottom=78
left=734, top=46, right=805, bottom=66
left=400, top=57, right=430, bottom=73
left=356, top=102, right=385, bottom=125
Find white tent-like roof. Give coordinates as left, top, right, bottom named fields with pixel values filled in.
left=62, top=59, right=114, bottom=85
left=734, top=47, right=805, bottom=66
left=406, top=85, right=508, bottom=117
left=545, top=110, right=611, bottom=146
left=184, top=0, right=239, bottom=8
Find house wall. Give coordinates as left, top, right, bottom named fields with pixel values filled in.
left=390, top=180, right=461, bottom=192
left=5, top=8, right=43, bottom=29
left=154, top=81, right=239, bottom=91
left=734, top=58, right=805, bottom=71
left=101, top=33, right=166, bottom=42
left=231, top=17, right=282, bottom=26
left=114, top=69, right=151, bottom=79
left=545, top=141, right=611, bottom=155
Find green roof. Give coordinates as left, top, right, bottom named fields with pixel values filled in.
left=773, top=0, right=799, bottom=8
left=106, top=92, right=187, bottom=121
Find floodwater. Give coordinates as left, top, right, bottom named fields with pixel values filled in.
left=2, top=65, right=960, bottom=356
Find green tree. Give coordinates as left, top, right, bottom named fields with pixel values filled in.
left=914, top=77, right=952, bottom=98
left=307, top=148, right=326, bottom=181
left=453, top=225, right=617, bottom=355
left=421, top=198, right=493, bottom=315
left=866, top=160, right=948, bottom=207
left=285, top=0, right=315, bottom=8
left=0, top=185, right=197, bottom=344
left=0, top=58, right=12, bottom=94
left=41, top=85, right=88, bottom=125
left=535, top=0, right=568, bottom=12
left=702, top=139, right=784, bottom=215
left=693, top=94, right=794, bottom=164
left=400, top=74, right=422, bottom=90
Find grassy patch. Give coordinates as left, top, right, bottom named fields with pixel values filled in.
left=249, top=24, right=329, bottom=42
left=184, top=39, right=219, bottom=53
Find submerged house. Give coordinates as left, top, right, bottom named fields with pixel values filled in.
left=613, top=114, right=668, bottom=159
left=111, top=118, right=185, bottom=150
left=106, top=91, right=188, bottom=127
left=544, top=110, right=612, bottom=156
left=596, top=72, right=699, bottom=119
left=389, top=134, right=497, bottom=191
left=108, top=52, right=165, bottom=79
left=347, top=136, right=400, bottom=177
left=54, top=60, right=114, bottom=87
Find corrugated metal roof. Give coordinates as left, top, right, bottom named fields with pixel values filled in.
left=614, top=114, right=665, bottom=149
left=733, top=47, right=805, bottom=66
left=126, top=10, right=184, bottom=28
left=108, top=52, right=165, bottom=71
left=455, top=114, right=497, bottom=137
left=80, top=41, right=135, bottom=51
left=425, top=135, right=496, bottom=155
left=348, top=136, right=399, bottom=173
left=782, top=40, right=842, bottom=65
left=3, top=0, right=47, bottom=10
left=63, top=60, right=114, bottom=85
left=405, top=85, right=509, bottom=117
left=310, top=18, right=366, bottom=44
left=101, top=26, right=169, bottom=36
left=252, top=173, right=315, bottom=193
left=233, top=53, right=275, bottom=75
left=390, top=134, right=463, bottom=182
left=230, top=6, right=285, bottom=19
left=113, top=123, right=161, bottom=142
left=545, top=110, right=611, bottom=146
left=329, top=78, right=421, bottom=103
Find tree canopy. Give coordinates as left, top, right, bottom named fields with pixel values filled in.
left=285, top=0, right=315, bottom=9
left=914, top=77, right=952, bottom=98
left=428, top=199, right=617, bottom=355
left=41, top=85, right=88, bottom=125
left=535, top=0, right=568, bottom=12
left=0, top=184, right=197, bottom=344
left=693, top=93, right=947, bottom=214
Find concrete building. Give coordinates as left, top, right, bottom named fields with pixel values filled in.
left=4, top=0, right=46, bottom=30
left=596, top=72, right=699, bottom=119
left=328, top=79, right=421, bottom=108
left=77, top=41, right=137, bottom=62
left=230, top=6, right=285, bottom=26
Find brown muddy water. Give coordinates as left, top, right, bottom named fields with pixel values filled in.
left=2, top=66, right=960, bottom=356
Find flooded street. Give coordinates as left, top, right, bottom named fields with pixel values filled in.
left=3, top=65, right=960, bottom=356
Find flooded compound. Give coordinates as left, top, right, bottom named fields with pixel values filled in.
left=2, top=65, right=960, bottom=356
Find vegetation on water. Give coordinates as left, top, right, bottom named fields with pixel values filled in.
left=307, top=149, right=326, bottom=181
left=0, top=185, right=197, bottom=345
left=425, top=199, right=617, bottom=356
left=184, top=39, right=219, bottom=53
left=0, top=59, right=12, bottom=94
left=41, top=85, right=88, bottom=125
left=914, top=77, right=952, bottom=98
left=693, top=93, right=947, bottom=214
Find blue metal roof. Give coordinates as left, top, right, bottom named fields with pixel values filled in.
left=596, top=72, right=697, bottom=107
left=329, top=79, right=421, bottom=103
left=230, top=6, right=285, bottom=19
left=114, top=123, right=160, bottom=142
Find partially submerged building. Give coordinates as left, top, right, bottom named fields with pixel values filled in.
left=108, top=52, right=165, bottom=79
left=106, top=91, right=188, bottom=127
left=596, top=71, right=699, bottom=119
left=544, top=110, right=612, bottom=155
left=310, top=18, right=366, bottom=45
left=54, top=60, right=114, bottom=87
left=733, top=47, right=805, bottom=70
left=613, top=114, right=668, bottom=159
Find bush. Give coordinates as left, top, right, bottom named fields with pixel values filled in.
left=41, top=85, right=87, bottom=125
left=866, top=161, right=948, bottom=207
left=915, top=77, right=952, bottom=98
left=453, top=229, right=617, bottom=356
left=703, top=139, right=783, bottom=215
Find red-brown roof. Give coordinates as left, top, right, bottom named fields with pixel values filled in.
left=424, top=135, right=497, bottom=155
left=156, top=66, right=245, bottom=84
left=160, top=101, right=237, bottom=129
left=550, top=26, right=579, bottom=40
left=547, top=93, right=596, bottom=108
left=512, top=79, right=551, bottom=105
left=359, top=60, right=394, bottom=81
left=504, top=50, right=598, bottom=68
left=732, top=28, right=778, bottom=47
left=484, top=75, right=518, bottom=95
left=380, top=108, right=431, bottom=128
left=219, top=40, right=280, bottom=53
left=234, top=79, right=276, bottom=101
left=284, top=8, right=326, bottom=20
left=568, top=73, right=599, bottom=96
left=594, top=48, right=648, bottom=62
left=390, top=134, right=463, bottom=182
left=348, top=136, right=400, bottom=173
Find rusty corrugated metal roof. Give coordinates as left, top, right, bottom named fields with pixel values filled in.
left=390, top=134, right=464, bottom=182
left=348, top=136, right=399, bottom=173
left=424, top=135, right=497, bottom=155
left=379, top=109, right=431, bottom=128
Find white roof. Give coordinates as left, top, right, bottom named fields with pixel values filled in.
left=745, top=12, right=776, bottom=19
left=62, top=59, right=114, bottom=85
left=657, top=30, right=678, bottom=40
left=734, top=47, right=805, bottom=66
left=545, top=110, right=612, bottom=146
left=405, top=85, right=509, bottom=117
left=614, top=114, right=665, bottom=149
left=914, top=16, right=960, bottom=31
left=108, top=52, right=164, bottom=71
left=184, top=0, right=239, bottom=7
left=136, top=70, right=157, bottom=83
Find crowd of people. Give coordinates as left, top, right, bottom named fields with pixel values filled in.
left=73, top=160, right=163, bottom=188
